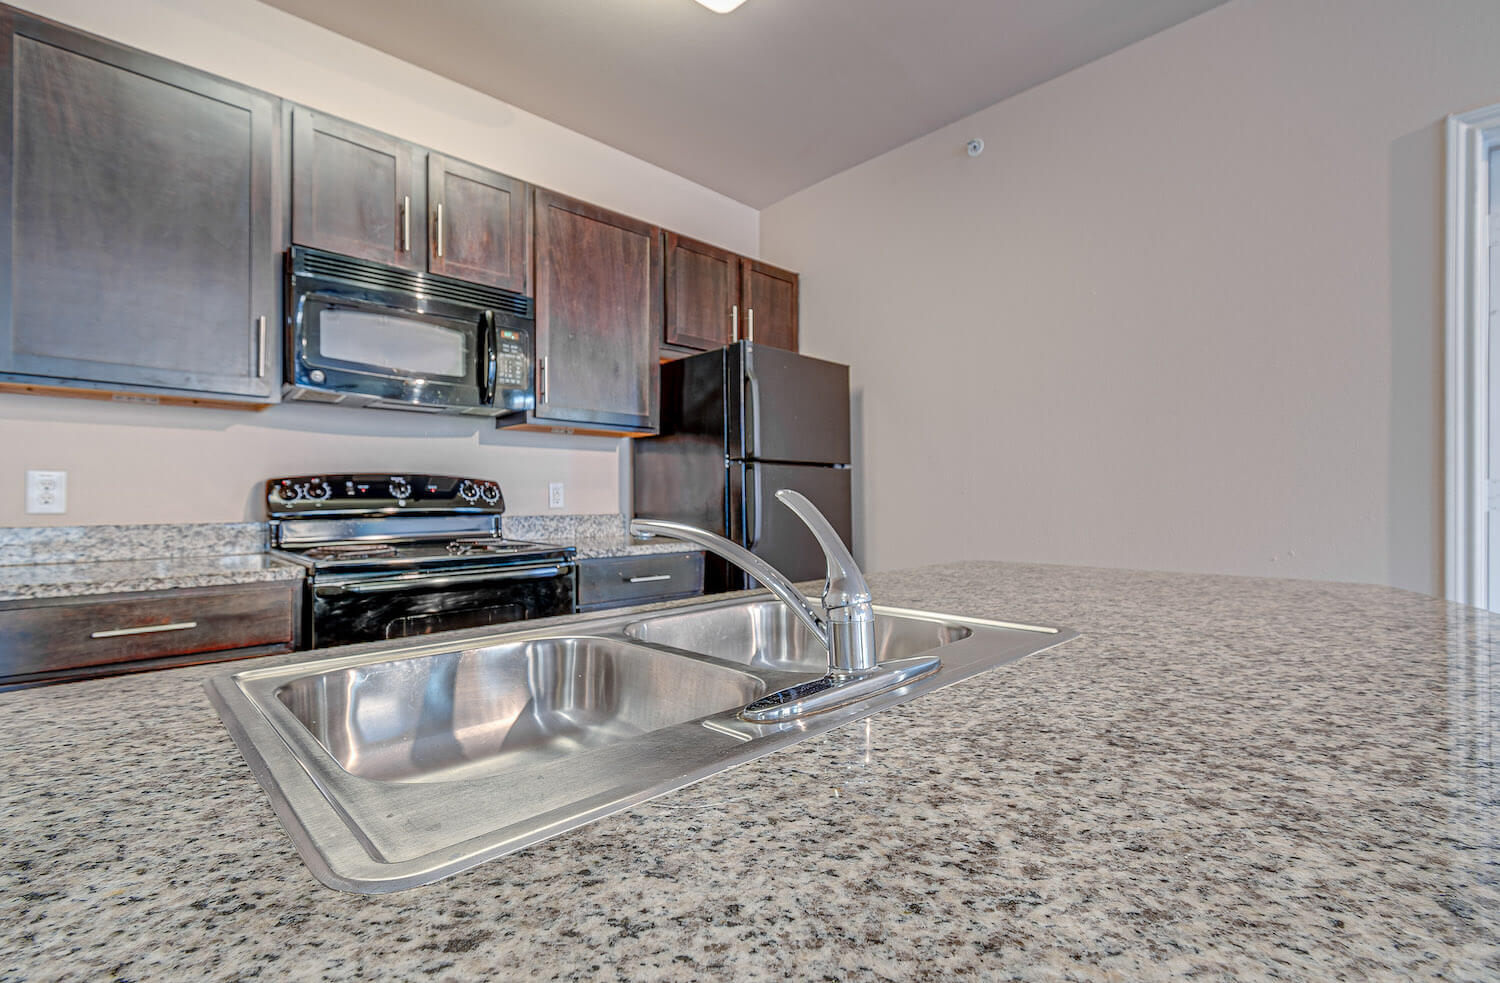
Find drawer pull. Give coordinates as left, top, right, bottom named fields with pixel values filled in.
left=90, top=621, right=197, bottom=639
left=624, top=574, right=672, bottom=584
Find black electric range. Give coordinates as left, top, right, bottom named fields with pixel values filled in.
left=267, top=473, right=576, bottom=649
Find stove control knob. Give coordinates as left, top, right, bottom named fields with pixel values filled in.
left=479, top=482, right=501, bottom=505
left=458, top=480, right=481, bottom=503
left=302, top=478, right=332, bottom=502
left=388, top=476, right=412, bottom=501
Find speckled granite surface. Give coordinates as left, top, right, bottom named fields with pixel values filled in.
left=0, top=522, right=265, bottom=565
left=0, top=522, right=299, bottom=602
left=1, top=561, right=1496, bottom=981
left=506, top=513, right=702, bottom=559
left=0, top=552, right=305, bottom=602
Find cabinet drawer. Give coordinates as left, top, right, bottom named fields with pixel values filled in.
left=577, top=552, right=704, bottom=610
left=0, top=582, right=299, bottom=682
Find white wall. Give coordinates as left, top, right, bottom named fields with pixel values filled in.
left=761, top=0, right=1500, bottom=595
left=0, top=0, right=759, bottom=526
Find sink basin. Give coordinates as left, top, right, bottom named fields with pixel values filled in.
left=624, top=599, right=973, bottom=673
left=276, top=636, right=764, bottom=783
left=207, top=593, right=1076, bottom=893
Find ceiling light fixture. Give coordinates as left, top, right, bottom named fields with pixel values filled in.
left=693, top=0, right=748, bottom=12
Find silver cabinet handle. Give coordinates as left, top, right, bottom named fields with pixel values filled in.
left=731, top=305, right=739, bottom=344
left=747, top=307, right=755, bottom=343
left=256, top=315, right=267, bottom=378
left=624, top=573, right=672, bottom=584
left=435, top=202, right=444, bottom=258
left=538, top=356, right=548, bottom=404
left=91, top=621, right=197, bottom=639
left=401, top=195, right=411, bottom=252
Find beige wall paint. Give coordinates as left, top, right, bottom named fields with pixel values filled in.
left=761, top=0, right=1500, bottom=594
left=0, top=0, right=758, bottom=527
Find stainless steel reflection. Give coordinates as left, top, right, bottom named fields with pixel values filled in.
left=632, top=490, right=938, bottom=722
left=206, top=593, right=1076, bottom=894
left=276, top=636, right=764, bottom=783
left=622, top=599, right=971, bottom=673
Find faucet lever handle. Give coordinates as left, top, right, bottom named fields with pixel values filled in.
left=773, top=489, right=870, bottom=613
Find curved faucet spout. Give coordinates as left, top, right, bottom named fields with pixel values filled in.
left=627, top=518, right=829, bottom=649
left=773, top=490, right=871, bottom=614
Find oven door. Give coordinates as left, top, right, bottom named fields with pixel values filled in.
left=291, top=292, right=488, bottom=411
left=308, top=563, right=575, bottom=649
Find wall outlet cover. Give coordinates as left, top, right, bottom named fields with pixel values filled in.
left=26, top=470, right=67, bottom=514
left=548, top=482, right=565, bottom=510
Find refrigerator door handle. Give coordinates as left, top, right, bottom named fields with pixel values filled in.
left=746, top=464, right=763, bottom=549
left=742, top=354, right=761, bottom=460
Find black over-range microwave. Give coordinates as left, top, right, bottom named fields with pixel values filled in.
left=284, top=247, right=535, bottom=416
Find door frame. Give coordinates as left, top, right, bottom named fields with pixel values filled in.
left=1445, top=102, right=1500, bottom=606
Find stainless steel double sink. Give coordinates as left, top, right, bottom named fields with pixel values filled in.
left=207, top=593, right=1075, bottom=893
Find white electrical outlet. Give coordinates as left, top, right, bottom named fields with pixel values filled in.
left=26, top=470, right=67, bottom=514
left=548, top=482, right=565, bottom=510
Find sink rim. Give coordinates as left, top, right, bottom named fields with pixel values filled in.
left=206, top=593, right=1076, bottom=894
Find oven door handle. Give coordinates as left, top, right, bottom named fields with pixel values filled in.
left=321, top=564, right=571, bottom=595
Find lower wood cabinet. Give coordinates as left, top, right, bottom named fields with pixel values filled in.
left=576, top=552, right=705, bottom=612
left=0, top=581, right=301, bottom=688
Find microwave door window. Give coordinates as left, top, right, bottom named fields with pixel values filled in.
left=317, top=309, right=469, bottom=378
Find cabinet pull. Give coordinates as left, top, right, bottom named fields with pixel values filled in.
left=747, top=307, right=755, bottom=343
left=731, top=305, right=739, bottom=344
left=435, top=203, right=444, bottom=258
left=91, top=621, right=197, bottom=639
left=538, top=356, right=548, bottom=404
left=401, top=195, right=411, bottom=252
left=623, top=573, right=672, bottom=584
left=255, top=315, right=267, bottom=378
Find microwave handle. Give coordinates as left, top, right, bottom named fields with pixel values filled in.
left=478, top=311, right=497, bottom=405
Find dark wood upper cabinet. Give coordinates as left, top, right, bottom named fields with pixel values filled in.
left=661, top=233, right=800, bottom=356
left=664, top=232, right=740, bottom=351
left=0, top=8, right=279, bottom=401
left=427, top=154, right=529, bottom=293
left=291, top=108, right=423, bottom=270
left=529, top=189, right=660, bottom=433
left=742, top=259, right=799, bottom=352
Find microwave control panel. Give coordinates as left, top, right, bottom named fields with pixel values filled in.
left=495, top=327, right=530, bottom=388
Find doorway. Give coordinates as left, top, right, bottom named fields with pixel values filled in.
left=1446, top=103, right=1500, bottom=609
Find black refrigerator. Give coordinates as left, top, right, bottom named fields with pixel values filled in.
left=633, top=341, right=852, bottom=594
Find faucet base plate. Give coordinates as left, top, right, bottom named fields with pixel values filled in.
left=738, top=655, right=942, bottom=723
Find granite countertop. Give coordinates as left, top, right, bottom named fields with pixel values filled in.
left=0, top=522, right=304, bottom=603
left=2, top=561, right=1496, bottom=981
left=0, top=552, right=305, bottom=603
left=504, top=513, right=703, bottom=561
left=570, top=537, right=704, bottom=560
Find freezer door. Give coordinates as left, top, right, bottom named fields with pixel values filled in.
left=728, top=342, right=851, bottom=465
left=742, top=462, right=853, bottom=585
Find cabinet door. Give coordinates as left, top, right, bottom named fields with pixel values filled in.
left=0, top=10, right=278, bottom=399
left=532, top=189, right=660, bottom=432
left=742, top=260, right=799, bottom=352
left=664, top=232, right=739, bottom=351
left=427, top=154, right=529, bottom=293
left=291, top=108, right=423, bottom=270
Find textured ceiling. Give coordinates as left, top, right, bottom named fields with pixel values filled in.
left=260, top=0, right=1227, bottom=208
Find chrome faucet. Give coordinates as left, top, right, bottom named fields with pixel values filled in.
left=630, top=490, right=939, bottom=723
